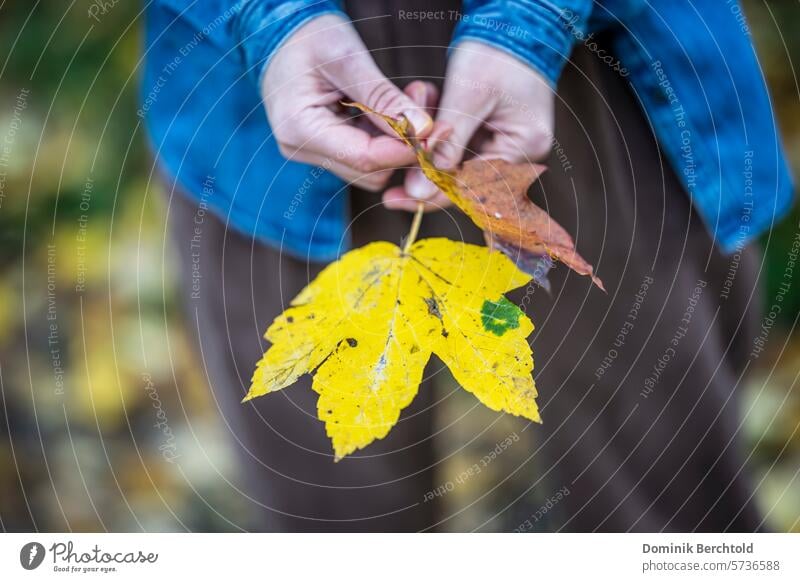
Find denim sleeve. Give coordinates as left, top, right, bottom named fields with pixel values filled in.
left=452, top=0, right=593, bottom=85
left=230, top=0, right=347, bottom=86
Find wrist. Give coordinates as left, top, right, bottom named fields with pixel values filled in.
left=233, top=0, right=347, bottom=87
left=451, top=0, right=591, bottom=86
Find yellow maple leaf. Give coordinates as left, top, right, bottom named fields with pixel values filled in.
left=245, top=237, right=539, bottom=460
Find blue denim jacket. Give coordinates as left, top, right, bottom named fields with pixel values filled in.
left=143, top=0, right=793, bottom=261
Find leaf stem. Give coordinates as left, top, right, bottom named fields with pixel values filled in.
left=403, top=202, right=425, bottom=254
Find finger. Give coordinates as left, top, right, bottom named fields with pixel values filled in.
left=478, top=130, right=550, bottom=163
left=403, top=122, right=453, bottom=200
left=324, top=160, right=393, bottom=191
left=405, top=167, right=439, bottom=199
left=293, top=81, right=438, bottom=177
left=288, top=106, right=418, bottom=174
left=324, top=51, right=433, bottom=137
left=424, top=121, right=453, bottom=154
left=475, top=134, right=523, bottom=163
left=431, top=80, right=489, bottom=169
left=288, top=145, right=396, bottom=191
left=404, top=80, right=439, bottom=112
left=382, top=186, right=451, bottom=212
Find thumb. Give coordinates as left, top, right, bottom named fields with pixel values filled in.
left=430, top=81, right=489, bottom=170
left=324, top=52, right=433, bottom=137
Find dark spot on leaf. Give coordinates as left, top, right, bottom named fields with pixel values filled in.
left=441, top=327, right=449, bottom=338
left=424, top=297, right=442, bottom=320
left=286, top=316, right=294, bottom=323
left=481, top=297, right=522, bottom=336
left=410, top=345, right=419, bottom=354
left=346, top=338, right=358, bottom=348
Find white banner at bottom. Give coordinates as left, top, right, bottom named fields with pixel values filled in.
left=1, top=533, right=798, bottom=581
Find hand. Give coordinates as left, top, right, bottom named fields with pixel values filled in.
left=383, top=41, right=555, bottom=212
left=261, top=14, right=434, bottom=191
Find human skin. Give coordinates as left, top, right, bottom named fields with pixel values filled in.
left=384, top=41, right=555, bottom=213
left=262, top=18, right=553, bottom=209
left=261, top=14, right=435, bottom=192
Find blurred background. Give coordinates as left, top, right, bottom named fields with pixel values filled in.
left=0, top=1, right=798, bottom=532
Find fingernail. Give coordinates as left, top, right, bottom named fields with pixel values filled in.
left=427, top=123, right=453, bottom=152
left=407, top=169, right=438, bottom=199
left=402, top=108, right=432, bottom=136
left=413, top=83, right=427, bottom=105
left=433, top=150, right=455, bottom=170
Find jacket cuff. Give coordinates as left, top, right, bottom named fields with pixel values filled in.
left=232, top=0, right=346, bottom=87
left=452, top=0, right=591, bottom=85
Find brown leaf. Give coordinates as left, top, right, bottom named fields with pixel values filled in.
left=343, top=101, right=604, bottom=291
left=454, top=159, right=604, bottom=291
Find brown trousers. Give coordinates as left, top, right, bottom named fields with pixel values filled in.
left=165, top=0, right=764, bottom=531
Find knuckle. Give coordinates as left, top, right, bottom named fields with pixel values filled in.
left=350, top=150, right=378, bottom=174
left=276, top=142, right=294, bottom=159
left=521, top=134, right=551, bottom=160
left=274, top=125, right=303, bottom=152
left=364, top=81, right=405, bottom=115
left=322, top=45, right=363, bottom=73
left=357, top=176, right=387, bottom=192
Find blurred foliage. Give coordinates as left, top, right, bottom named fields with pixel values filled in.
left=0, top=1, right=249, bottom=531
left=745, top=0, right=800, bottom=324
left=0, top=1, right=797, bottom=532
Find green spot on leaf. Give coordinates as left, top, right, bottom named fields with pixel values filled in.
left=481, top=297, right=522, bottom=336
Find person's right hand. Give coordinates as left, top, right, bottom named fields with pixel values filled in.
left=383, top=41, right=554, bottom=212
left=261, top=14, right=434, bottom=191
